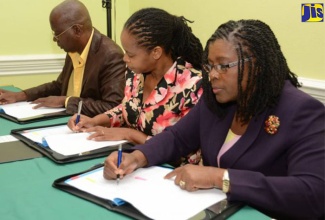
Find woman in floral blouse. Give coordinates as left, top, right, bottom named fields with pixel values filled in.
left=68, top=8, right=203, bottom=164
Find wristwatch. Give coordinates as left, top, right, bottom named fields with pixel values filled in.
left=222, top=170, right=230, bottom=193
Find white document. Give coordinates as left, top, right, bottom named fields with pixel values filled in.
left=0, top=135, right=18, bottom=143
left=66, top=166, right=226, bottom=220
left=20, top=125, right=127, bottom=156
left=21, top=125, right=72, bottom=144
left=44, top=133, right=127, bottom=156
left=0, top=101, right=65, bottom=120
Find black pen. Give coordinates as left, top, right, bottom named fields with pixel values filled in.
left=117, top=144, right=122, bottom=185
left=75, top=100, right=83, bottom=124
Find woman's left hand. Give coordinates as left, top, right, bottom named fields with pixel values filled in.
left=85, top=126, right=128, bottom=141
left=164, top=164, right=224, bottom=191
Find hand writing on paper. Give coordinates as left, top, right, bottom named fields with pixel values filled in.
left=31, top=96, right=66, bottom=109
left=68, top=114, right=95, bottom=132
left=103, top=150, right=148, bottom=180
left=164, top=164, right=225, bottom=192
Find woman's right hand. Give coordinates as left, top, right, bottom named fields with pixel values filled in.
left=67, top=114, right=95, bottom=132
left=103, top=150, right=148, bottom=180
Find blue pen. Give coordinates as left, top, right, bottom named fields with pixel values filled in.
left=117, top=144, right=123, bottom=185
left=75, top=101, right=83, bottom=124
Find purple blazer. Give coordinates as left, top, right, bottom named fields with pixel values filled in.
left=135, top=81, right=325, bottom=219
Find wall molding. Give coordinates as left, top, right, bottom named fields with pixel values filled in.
left=298, top=77, right=325, bottom=104
left=0, top=55, right=324, bottom=104
left=0, top=54, right=65, bottom=75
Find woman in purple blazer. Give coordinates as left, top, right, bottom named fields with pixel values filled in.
left=103, top=19, right=325, bottom=219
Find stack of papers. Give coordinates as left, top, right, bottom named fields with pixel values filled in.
left=0, top=135, right=42, bottom=163
left=21, top=125, right=127, bottom=156
left=0, top=101, right=66, bottom=121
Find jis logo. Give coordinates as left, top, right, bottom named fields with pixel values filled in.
left=301, top=3, right=324, bottom=22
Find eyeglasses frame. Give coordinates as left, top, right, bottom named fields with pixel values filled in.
left=52, top=24, right=83, bottom=41
left=203, top=57, right=252, bottom=75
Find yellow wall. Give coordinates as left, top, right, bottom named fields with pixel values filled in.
left=0, top=0, right=129, bottom=89
left=129, top=0, right=325, bottom=81
left=0, top=0, right=324, bottom=89
left=0, top=0, right=106, bottom=55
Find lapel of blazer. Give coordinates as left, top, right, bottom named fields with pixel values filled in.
left=219, top=108, right=270, bottom=168
left=61, top=54, right=73, bottom=95
left=81, top=29, right=101, bottom=90
left=205, top=104, right=235, bottom=167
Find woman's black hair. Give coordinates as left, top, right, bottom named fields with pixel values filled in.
left=202, top=19, right=301, bottom=124
left=124, top=7, right=203, bottom=69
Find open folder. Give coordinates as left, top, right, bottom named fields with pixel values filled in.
left=11, top=123, right=133, bottom=163
left=0, top=101, right=68, bottom=124
left=53, top=164, right=244, bottom=220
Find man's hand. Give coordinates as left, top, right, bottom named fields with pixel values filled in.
left=31, top=96, right=66, bottom=108
left=0, top=90, right=27, bottom=104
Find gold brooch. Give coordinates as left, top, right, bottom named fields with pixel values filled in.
left=265, top=115, right=280, bottom=135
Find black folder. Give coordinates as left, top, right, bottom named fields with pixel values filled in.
left=0, top=140, right=42, bottom=163
left=11, top=123, right=134, bottom=164
left=53, top=164, right=244, bottom=220
left=0, top=110, right=68, bottom=124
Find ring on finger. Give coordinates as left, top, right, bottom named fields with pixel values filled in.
left=179, top=180, right=186, bottom=188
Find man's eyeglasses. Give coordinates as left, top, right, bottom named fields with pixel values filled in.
left=52, top=24, right=82, bottom=41
left=203, top=57, right=252, bottom=75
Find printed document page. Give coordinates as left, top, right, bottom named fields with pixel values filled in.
left=20, top=125, right=127, bottom=156
left=0, top=101, right=65, bottom=120
left=65, top=166, right=226, bottom=220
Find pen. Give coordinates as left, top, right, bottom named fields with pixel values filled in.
left=117, top=144, right=122, bottom=185
left=75, top=101, right=83, bottom=124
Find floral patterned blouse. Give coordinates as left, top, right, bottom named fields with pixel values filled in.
left=105, top=57, right=203, bottom=164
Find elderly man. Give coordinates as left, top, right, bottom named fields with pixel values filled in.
left=0, top=0, right=125, bottom=117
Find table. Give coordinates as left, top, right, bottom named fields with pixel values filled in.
left=0, top=87, right=270, bottom=220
